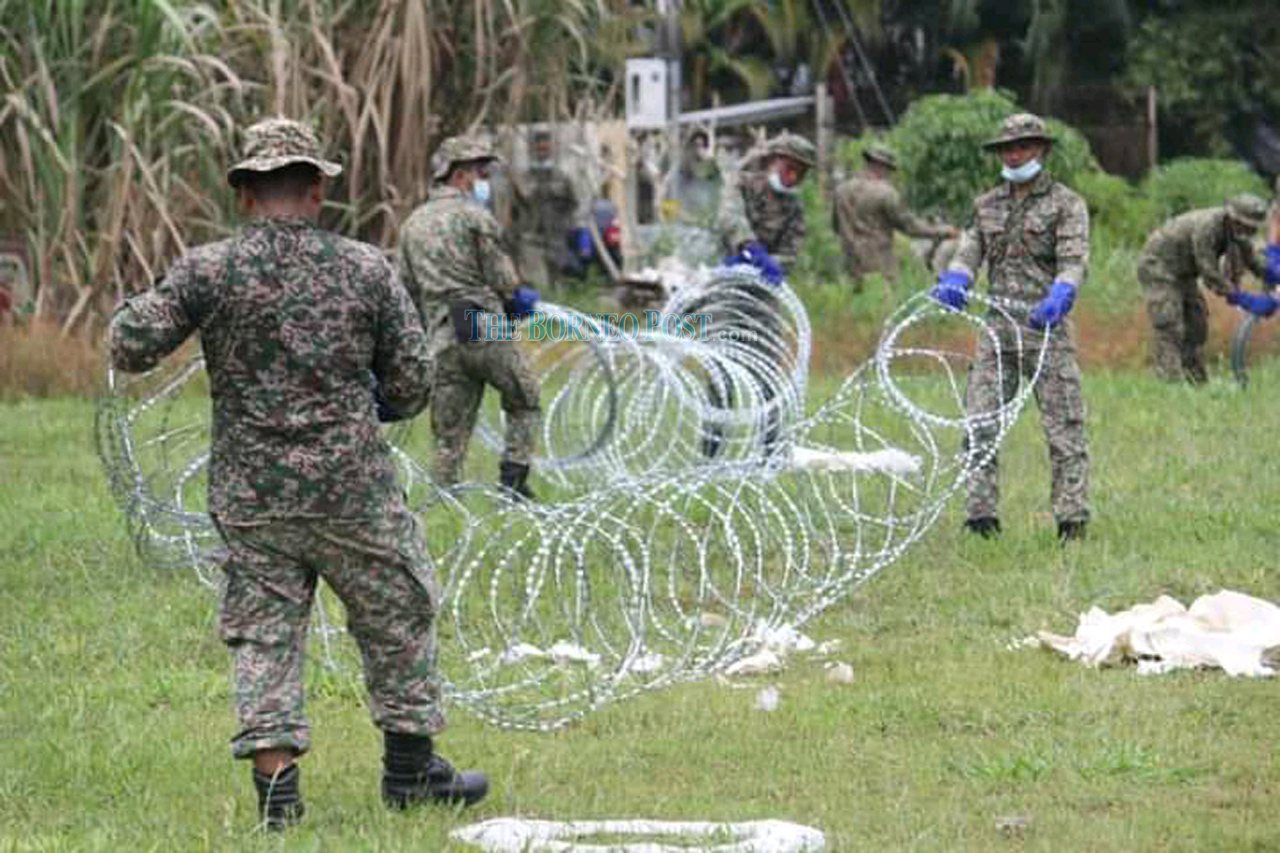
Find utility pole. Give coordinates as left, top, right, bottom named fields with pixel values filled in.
left=656, top=0, right=682, bottom=219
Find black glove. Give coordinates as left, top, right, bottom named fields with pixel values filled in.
left=369, top=372, right=404, bottom=423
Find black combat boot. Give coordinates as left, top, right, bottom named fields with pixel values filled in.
left=498, top=460, right=535, bottom=501
left=382, top=732, right=489, bottom=809
left=964, top=517, right=1002, bottom=539
left=252, top=764, right=304, bottom=830
left=1057, top=519, right=1087, bottom=542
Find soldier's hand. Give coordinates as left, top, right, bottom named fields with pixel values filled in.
left=368, top=371, right=405, bottom=422
left=725, top=240, right=784, bottom=286
left=1264, top=244, right=1280, bottom=290
left=506, top=286, right=541, bottom=317
left=931, top=270, right=971, bottom=311
left=1226, top=290, right=1279, bottom=318
left=1028, top=281, right=1077, bottom=330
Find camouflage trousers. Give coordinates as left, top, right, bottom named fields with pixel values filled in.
left=963, top=324, right=1090, bottom=524
left=215, top=504, right=444, bottom=759
left=431, top=339, right=541, bottom=485
left=1139, top=256, right=1209, bottom=383
left=841, top=239, right=898, bottom=289
left=518, top=237, right=578, bottom=291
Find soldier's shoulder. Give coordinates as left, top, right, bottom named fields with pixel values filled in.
left=973, top=185, right=1007, bottom=209
left=185, top=237, right=237, bottom=264
left=1049, top=180, right=1086, bottom=208
left=402, top=195, right=463, bottom=234
left=172, top=237, right=238, bottom=278
left=331, top=233, right=393, bottom=270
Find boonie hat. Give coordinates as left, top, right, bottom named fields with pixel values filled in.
left=1225, top=194, right=1268, bottom=229
left=862, top=144, right=898, bottom=169
left=983, top=113, right=1055, bottom=150
left=227, top=118, right=342, bottom=187
left=766, top=132, right=817, bottom=169
left=432, top=135, right=500, bottom=182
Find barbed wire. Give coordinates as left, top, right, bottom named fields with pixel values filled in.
left=96, top=266, right=1045, bottom=730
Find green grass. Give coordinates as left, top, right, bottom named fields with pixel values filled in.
left=5, top=356, right=1280, bottom=851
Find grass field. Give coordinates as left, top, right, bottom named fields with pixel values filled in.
left=4, top=350, right=1280, bottom=851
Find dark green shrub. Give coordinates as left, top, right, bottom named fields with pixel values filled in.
left=1073, top=170, right=1157, bottom=249
left=879, top=90, right=1099, bottom=223
left=1141, top=158, right=1270, bottom=222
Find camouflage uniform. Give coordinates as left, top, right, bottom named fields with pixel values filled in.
left=109, top=118, right=442, bottom=759
left=703, top=133, right=815, bottom=457
left=948, top=114, right=1091, bottom=527
left=1138, top=196, right=1268, bottom=383
left=513, top=133, right=579, bottom=288
left=833, top=146, right=952, bottom=287
left=399, top=136, right=540, bottom=486
left=715, top=132, right=812, bottom=269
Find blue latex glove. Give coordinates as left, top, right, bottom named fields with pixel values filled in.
left=724, top=240, right=784, bottom=286
left=1226, top=290, right=1280, bottom=318
left=931, top=269, right=971, bottom=311
left=1264, top=243, right=1280, bottom=289
left=1028, top=280, right=1077, bottom=330
left=573, top=227, right=594, bottom=259
left=368, top=372, right=402, bottom=423
left=507, top=286, right=541, bottom=317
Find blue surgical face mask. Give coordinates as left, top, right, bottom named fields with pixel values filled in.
left=1001, top=159, right=1042, bottom=184
left=472, top=179, right=492, bottom=204
left=768, top=170, right=797, bottom=195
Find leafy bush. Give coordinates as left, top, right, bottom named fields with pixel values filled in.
left=1072, top=170, right=1157, bottom=248
left=793, top=177, right=846, bottom=286
left=1141, top=158, right=1271, bottom=222
left=878, top=90, right=1099, bottom=223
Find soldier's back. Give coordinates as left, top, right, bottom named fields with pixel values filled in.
left=400, top=188, right=501, bottom=312
left=189, top=218, right=414, bottom=521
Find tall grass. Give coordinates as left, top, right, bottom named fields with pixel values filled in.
left=0, top=0, right=645, bottom=335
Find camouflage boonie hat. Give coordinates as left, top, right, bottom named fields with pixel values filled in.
left=227, top=118, right=342, bottom=187
left=431, top=135, right=500, bottom=181
left=1225, top=194, right=1268, bottom=229
left=983, top=112, right=1055, bottom=150
left=765, top=132, right=817, bottom=169
left=862, top=144, right=898, bottom=169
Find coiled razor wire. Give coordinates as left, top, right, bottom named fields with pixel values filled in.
left=97, top=266, right=1048, bottom=730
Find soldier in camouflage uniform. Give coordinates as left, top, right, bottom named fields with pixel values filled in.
left=399, top=135, right=541, bottom=498
left=1138, top=195, right=1269, bottom=383
left=931, top=113, right=1091, bottom=541
left=512, top=125, right=579, bottom=289
left=832, top=144, right=958, bottom=290
left=715, top=131, right=813, bottom=268
left=698, top=132, right=815, bottom=459
left=109, top=119, right=487, bottom=829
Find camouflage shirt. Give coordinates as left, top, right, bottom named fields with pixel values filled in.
left=950, top=171, right=1089, bottom=312
left=110, top=217, right=432, bottom=522
left=514, top=166, right=578, bottom=248
left=1141, top=207, right=1266, bottom=296
left=399, top=185, right=522, bottom=349
left=716, top=170, right=806, bottom=269
left=833, top=171, right=951, bottom=259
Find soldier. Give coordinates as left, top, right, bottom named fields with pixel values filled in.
left=399, top=135, right=541, bottom=498
left=930, top=113, right=1091, bottom=542
left=832, top=144, right=957, bottom=289
left=109, top=118, right=487, bottom=829
left=715, top=130, right=814, bottom=270
left=1138, top=194, right=1270, bottom=383
left=513, top=125, right=580, bottom=288
left=698, top=132, right=815, bottom=460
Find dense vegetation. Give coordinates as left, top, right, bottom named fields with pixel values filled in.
left=0, top=0, right=1274, bottom=341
